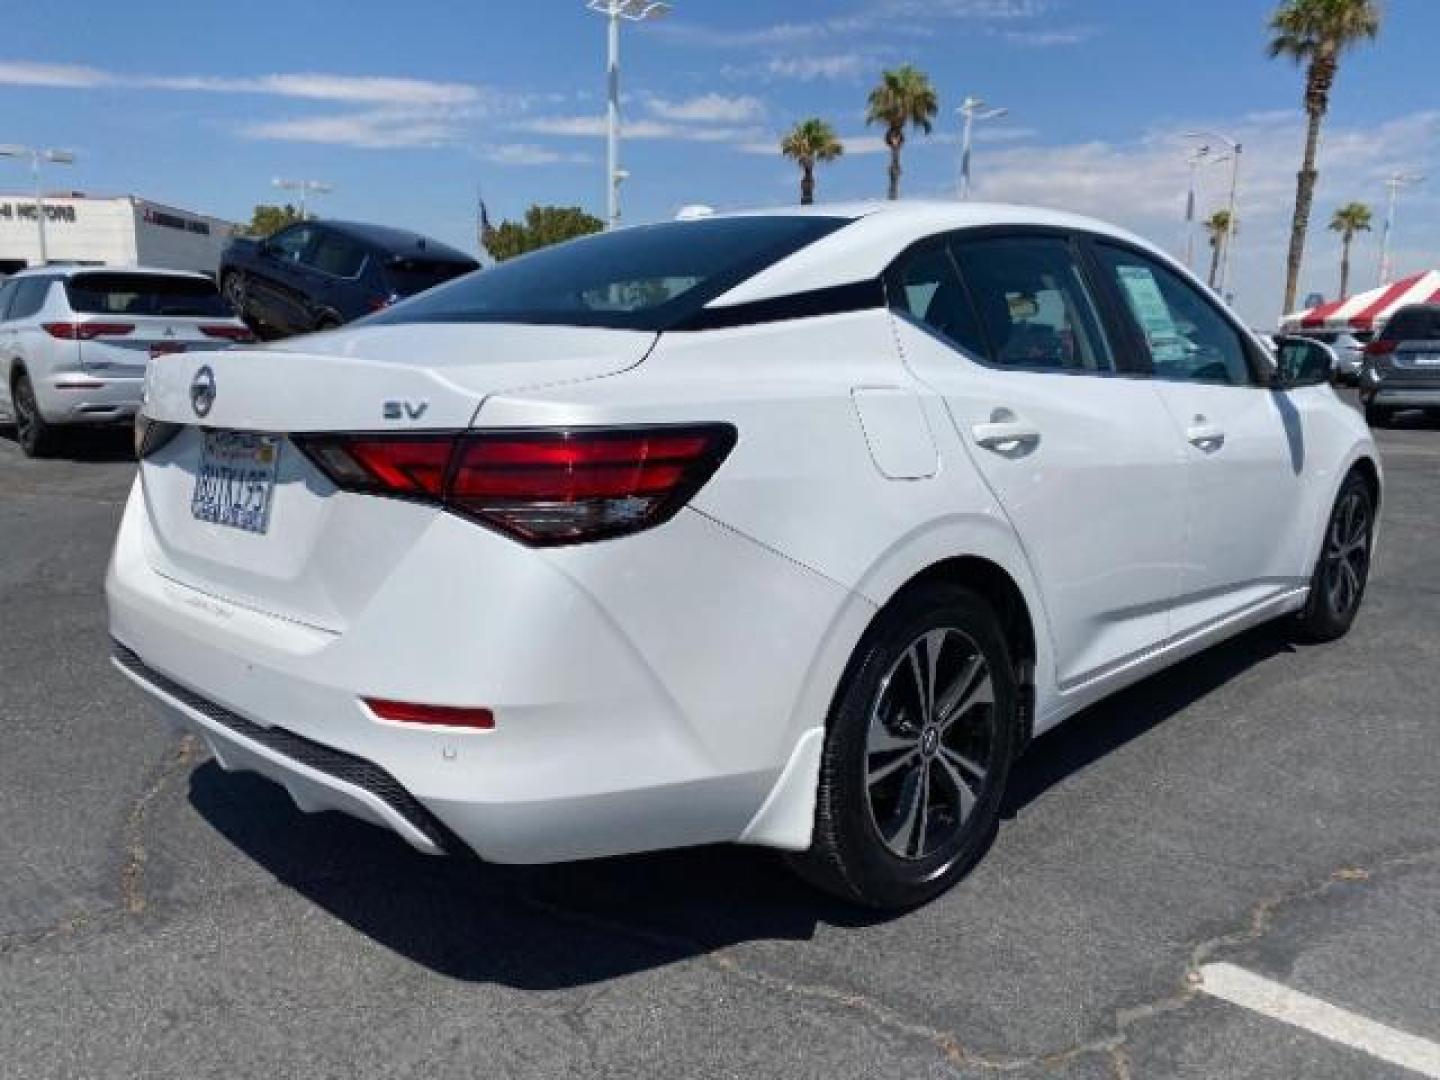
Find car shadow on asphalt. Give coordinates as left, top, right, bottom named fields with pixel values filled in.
left=185, top=620, right=1299, bottom=989
left=0, top=425, right=135, bottom=462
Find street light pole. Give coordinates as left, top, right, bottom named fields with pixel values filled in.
left=1187, top=131, right=1241, bottom=299
left=586, top=0, right=672, bottom=231
left=956, top=96, right=1007, bottom=200
left=272, top=177, right=334, bottom=221
left=1377, top=172, right=1424, bottom=287
left=1181, top=146, right=1229, bottom=271
left=0, top=145, right=76, bottom=266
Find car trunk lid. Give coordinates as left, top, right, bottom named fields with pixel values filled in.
left=137, top=323, right=655, bottom=630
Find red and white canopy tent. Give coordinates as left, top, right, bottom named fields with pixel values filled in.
left=1280, top=270, right=1440, bottom=334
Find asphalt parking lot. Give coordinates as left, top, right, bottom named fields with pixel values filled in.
left=3, top=399, right=1438, bottom=1080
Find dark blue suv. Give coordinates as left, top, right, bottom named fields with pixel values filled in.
left=220, top=220, right=479, bottom=338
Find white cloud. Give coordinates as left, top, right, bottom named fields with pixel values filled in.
left=479, top=143, right=590, bottom=167
left=0, top=59, right=488, bottom=106
left=1001, top=26, right=1094, bottom=47
left=764, top=54, right=870, bottom=81
left=657, top=0, right=1045, bottom=47
left=0, top=61, right=111, bottom=88
left=646, top=93, right=765, bottom=123
left=516, top=114, right=763, bottom=144
left=239, top=108, right=458, bottom=149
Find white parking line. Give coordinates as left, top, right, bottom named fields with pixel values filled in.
left=1198, top=963, right=1440, bottom=1078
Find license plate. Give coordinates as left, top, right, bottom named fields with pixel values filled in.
left=1411, top=353, right=1440, bottom=366
left=191, top=431, right=281, bottom=535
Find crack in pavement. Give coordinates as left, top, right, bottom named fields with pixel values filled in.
left=119, top=734, right=199, bottom=916
left=522, top=844, right=1440, bottom=1078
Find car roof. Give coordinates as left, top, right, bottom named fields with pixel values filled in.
left=320, top=220, right=476, bottom=262
left=4, top=264, right=214, bottom=282
left=702, top=200, right=1175, bottom=309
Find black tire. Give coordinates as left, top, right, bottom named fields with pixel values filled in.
left=1363, top=401, right=1391, bottom=428
left=791, top=583, right=1020, bottom=909
left=221, top=271, right=248, bottom=320
left=1293, top=471, right=1375, bottom=643
left=12, top=372, right=62, bottom=458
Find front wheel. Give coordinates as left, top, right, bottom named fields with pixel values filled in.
left=791, top=584, right=1020, bottom=909
left=1293, top=472, right=1375, bottom=643
left=1363, top=401, right=1391, bottom=428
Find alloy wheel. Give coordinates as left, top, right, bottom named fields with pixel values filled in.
left=864, top=628, right=996, bottom=861
left=1323, top=485, right=1371, bottom=617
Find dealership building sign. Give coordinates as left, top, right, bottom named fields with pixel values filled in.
left=0, top=200, right=78, bottom=223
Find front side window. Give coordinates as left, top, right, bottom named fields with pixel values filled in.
left=890, top=244, right=988, bottom=357
left=268, top=225, right=315, bottom=264
left=0, top=280, right=16, bottom=321
left=369, top=215, right=851, bottom=331
left=1095, top=245, right=1254, bottom=385
left=64, top=273, right=230, bottom=318
left=950, top=236, right=1113, bottom=372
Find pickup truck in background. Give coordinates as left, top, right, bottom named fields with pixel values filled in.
left=220, top=219, right=479, bottom=338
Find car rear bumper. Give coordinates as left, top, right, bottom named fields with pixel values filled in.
left=1371, top=386, right=1440, bottom=408
left=38, top=373, right=143, bottom=424
left=105, top=478, right=861, bottom=863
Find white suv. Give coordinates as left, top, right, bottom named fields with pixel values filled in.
left=108, top=204, right=1379, bottom=908
left=0, top=266, right=252, bottom=457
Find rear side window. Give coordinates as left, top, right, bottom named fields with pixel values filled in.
left=1381, top=305, right=1440, bottom=341
left=950, top=236, right=1113, bottom=372
left=308, top=233, right=367, bottom=278
left=65, top=273, right=230, bottom=318
left=369, top=215, right=851, bottom=331
left=890, top=244, right=988, bottom=358
left=385, top=258, right=477, bottom=298
left=7, top=277, right=51, bottom=321
left=1093, top=245, right=1253, bottom=386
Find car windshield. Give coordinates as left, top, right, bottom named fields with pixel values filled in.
left=385, top=257, right=478, bottom=298
left=368, top=215, right=851, bottom=331
left=1380, top=305, right=1440, bottom=342
left=65, top=273, right=231, bottom=318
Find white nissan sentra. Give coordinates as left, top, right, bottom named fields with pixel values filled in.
left=108, top=203, right=1380, bottom=908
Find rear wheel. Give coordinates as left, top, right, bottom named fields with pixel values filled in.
left=792, top=584, right=1019, bottom=909
left=12, top=372, right=62, bottom=458
left=1293, top=472, right=1375, bottom=643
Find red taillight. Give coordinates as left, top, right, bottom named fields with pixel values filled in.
left=1364, top=339, right=1397, bottom=357
left=364, top=698, right=495, bottom=730
left=295, top=425, right=736, bottom=546
left=199, top=324, right=256, bottom=342
left=43, top=322, right=134, bottom=340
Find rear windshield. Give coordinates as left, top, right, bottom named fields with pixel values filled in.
left=369, top=215, right=851, bottom=331
left=385, top=258, right=478, bottom=297
left=1380, top=305, right=1440, bottom=341
left=65, top=273, right=230, bottom=318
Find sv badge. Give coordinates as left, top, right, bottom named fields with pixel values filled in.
left=383, top=400, right=430, bottom=421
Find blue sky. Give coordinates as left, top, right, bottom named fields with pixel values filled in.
left=2, top=0, right=1437, bottom=322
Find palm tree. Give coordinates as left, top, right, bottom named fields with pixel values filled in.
left=1204, top=210, right=1235, bottom=290
left=1328, top=201, right=1372, bottom=299
left=865, top=65, right=939, bottom=200
left=1267, top=0, right=1382, bottom=314
left=781, top=118, right=844, bottom=206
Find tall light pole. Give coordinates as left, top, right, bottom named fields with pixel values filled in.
left=585, top=0, right=671, bottom=230
left=1377, top=171, right=1423, bottom=287
left=1187, top=131, right=1242, bottom=299
left=272, top=177, right=333, bottom=221
left=1182, top=145, right=1230, bottom=271
left=0, top=144, right=76, bottom=266
left=956, top=96, right=1008, bottom=200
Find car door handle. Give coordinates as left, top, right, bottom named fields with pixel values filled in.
left=972, top=418, right=1041, bottom=453
left=1186, top=418, right=1226, bottom=452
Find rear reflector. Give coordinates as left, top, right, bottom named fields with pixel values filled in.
left=199, top=324, right=256, bottom=342
left=1364, top=339, right=1398, bottom=357
left=364, top=698, right=495, bottom=730
left=295, top=424, right=737, bottom=546
left=43, top=322, right=134, bottom=340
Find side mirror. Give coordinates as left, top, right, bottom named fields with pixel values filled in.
left=1272, top=335, right=1338, bottom=388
